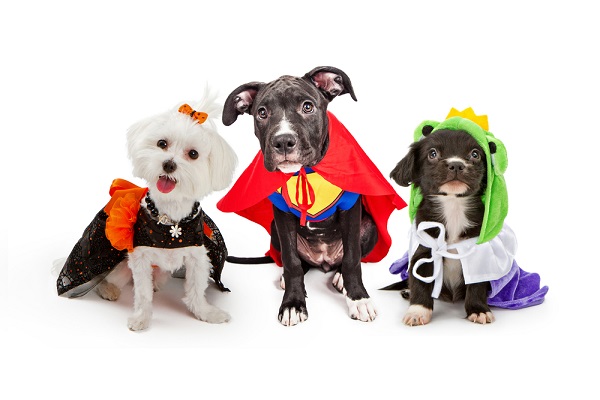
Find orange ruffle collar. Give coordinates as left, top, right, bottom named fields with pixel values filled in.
left=104, top=179, right=148, bottom=252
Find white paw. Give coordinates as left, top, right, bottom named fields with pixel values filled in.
left=332, top=272, right=344, bottom=292
left=128, top=311, right=151, bottom=331
left=279, top=307, right=308, bottom=326
left=403, top=304, right=432, bottom=326
left=195, top=305, right=231, bottom=324
left=346, top=297, right=377, bottom=322
left=467, top=311, right=495, bottom=324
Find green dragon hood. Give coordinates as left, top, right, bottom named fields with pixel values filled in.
left=409, top=108, right=509, bottom=244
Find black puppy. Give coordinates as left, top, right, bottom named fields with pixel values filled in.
left=219, top=66, right=404, bottom=326
left=390, top=126, right=495, bottom=325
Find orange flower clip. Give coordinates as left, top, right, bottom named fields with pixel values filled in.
left=178, top=104, right=208, bottom=124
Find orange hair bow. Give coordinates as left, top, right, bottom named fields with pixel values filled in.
left=178, top=104, right=208, bottom=124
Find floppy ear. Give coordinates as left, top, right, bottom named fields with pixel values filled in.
left=390, top=143, right=420, bottom=187
left=126, top=115, right=162, bottom=161
left=222, top=82, right=264, bottom=126
left=304, top=66, right=357, bottom=102
left=208, top=133, right=238, bottom=191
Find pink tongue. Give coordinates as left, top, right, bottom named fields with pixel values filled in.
left=157, top=176, right=176, bottom=193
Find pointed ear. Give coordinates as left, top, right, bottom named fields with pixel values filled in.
left=222, top=82, right=264, bottom=126
left=303, top=66, right=357, bottom=102
left=390, top=143, right=420, bottom=187
left=208, top=132, right=238, bottom=191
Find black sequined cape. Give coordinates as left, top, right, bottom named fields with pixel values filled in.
left=56, top=207, right=229, bottom=297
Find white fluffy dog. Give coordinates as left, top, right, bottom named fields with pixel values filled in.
left=55, top=91, right=237, bottom=331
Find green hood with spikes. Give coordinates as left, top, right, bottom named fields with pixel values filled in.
left=408, top=110, right=509, bottom=244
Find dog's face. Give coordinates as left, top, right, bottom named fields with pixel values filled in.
left=222, top=66, right=356, bottom=173
left=127, top=99, right=237, bottom=202
left=391, top=129, right=487, bottom=197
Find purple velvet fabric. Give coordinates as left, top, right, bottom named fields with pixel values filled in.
left=389, top=252, right=548, bottom=309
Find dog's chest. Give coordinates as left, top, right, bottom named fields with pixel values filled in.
left=133, top=208, right=204, bottom=249
left=432, top=195, right=474, bottom=243
left=269, top=169, right=359, bottom=223
left=295, top=218, right=344, bottom=271
left=432, top=196, right=474, bottom=290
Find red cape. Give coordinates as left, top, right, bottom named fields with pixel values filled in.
left=217, top=112, right=407, bottom=266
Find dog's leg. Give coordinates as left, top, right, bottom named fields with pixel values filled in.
left=182, top=247, right=230, bottom=324
left=152, top=267, right=170, bottom=292
left=272, top=220, right=310, bottom=291
left=404, top=246, right=435, bottom=326
left=465, top=282, right=494, bottom=324
left=332, top=210, right=377, bottom=293
left=127, top=250, right=155, bottom=331
left=279, top=260, right=311, bottom=290
left=273, top=207, right=308, bottom=326
left=96, top=260, right=131, bottom=301
left=338, top=199, right=377, bottom=322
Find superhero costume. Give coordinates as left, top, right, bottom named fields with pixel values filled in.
left=217, top=111, right=407, bottom=266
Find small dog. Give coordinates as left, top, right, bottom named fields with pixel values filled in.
left=390, top=121, right=502, bottom=325
left=218, top=66, right=405, bottom=326
left=55, top=92, right=237, bottom=331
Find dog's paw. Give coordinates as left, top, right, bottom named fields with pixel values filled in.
left=278, top=302, right=308, bottom=326
left=467, top=311, right=495, bottom=324
left=96, top=281, right=121, bottom=301
left=332, top=271, right=344, bottom=293
left=346, top=297, right=377, bottom=322
left=403, top=305, right=433, bottom=326
left=195, top=305, right=231, bottom=324
left=128, top=312, right=151, bottom=331
left=279, top=274, right=285, bottom=290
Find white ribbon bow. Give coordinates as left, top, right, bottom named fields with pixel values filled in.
left=411, top=221, right=477, bottom=298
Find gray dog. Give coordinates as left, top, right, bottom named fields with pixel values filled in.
left=218, top=66, right=405, bottom=326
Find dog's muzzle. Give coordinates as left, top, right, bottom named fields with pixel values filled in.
left=269, top=133, right=303, bottom=173
left=272, top=133, right=297, bottom=155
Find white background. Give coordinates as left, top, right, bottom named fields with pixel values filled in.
left=2, top=1, right=597, bottom=398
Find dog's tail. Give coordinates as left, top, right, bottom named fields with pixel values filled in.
left=226, top=255, right=274, bottom=265
left=379, top=280, right=408, bottom=290
left=379, top=280, right=410, bottom=299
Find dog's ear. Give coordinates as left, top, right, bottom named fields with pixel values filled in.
left=421, top=125, right=434, bottom=137
left=304, top=66, right=357, bottom=102
left=207, top=132, right=238, bottom=192
left=390, top=143, right=420, bottom=187
left=126, top=115, right=161, bottom=162
left=222, top=82, right=264, bottom=126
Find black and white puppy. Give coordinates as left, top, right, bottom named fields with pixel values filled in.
left=222, top=66, right=380, bottom=326
left=390, top=126, right=494, bottom=325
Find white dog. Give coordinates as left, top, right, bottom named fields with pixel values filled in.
left=55, top=91, right=237, bottom=331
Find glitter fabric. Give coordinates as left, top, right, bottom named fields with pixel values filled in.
left=57, top=210, right=127, bottom=297
left=57, top=207, right=229, bottom=297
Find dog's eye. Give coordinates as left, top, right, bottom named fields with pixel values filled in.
left=428, top=149, right=438, bottom=159
left=470, top=150, right=480, bottom=159
left=257, top=107, right=268, bottom=120
left=188, top=149, right=199, bottom=160
left=302, top=101, right=314, bottom=114
left=157, top=139, right=168, bottom=149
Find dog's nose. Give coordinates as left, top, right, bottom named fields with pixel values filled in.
left=447, top=161, right=465, bottom=172
left=272, top=134, right=297, bottom=154
left=163, top=159, right=177, bottom=173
